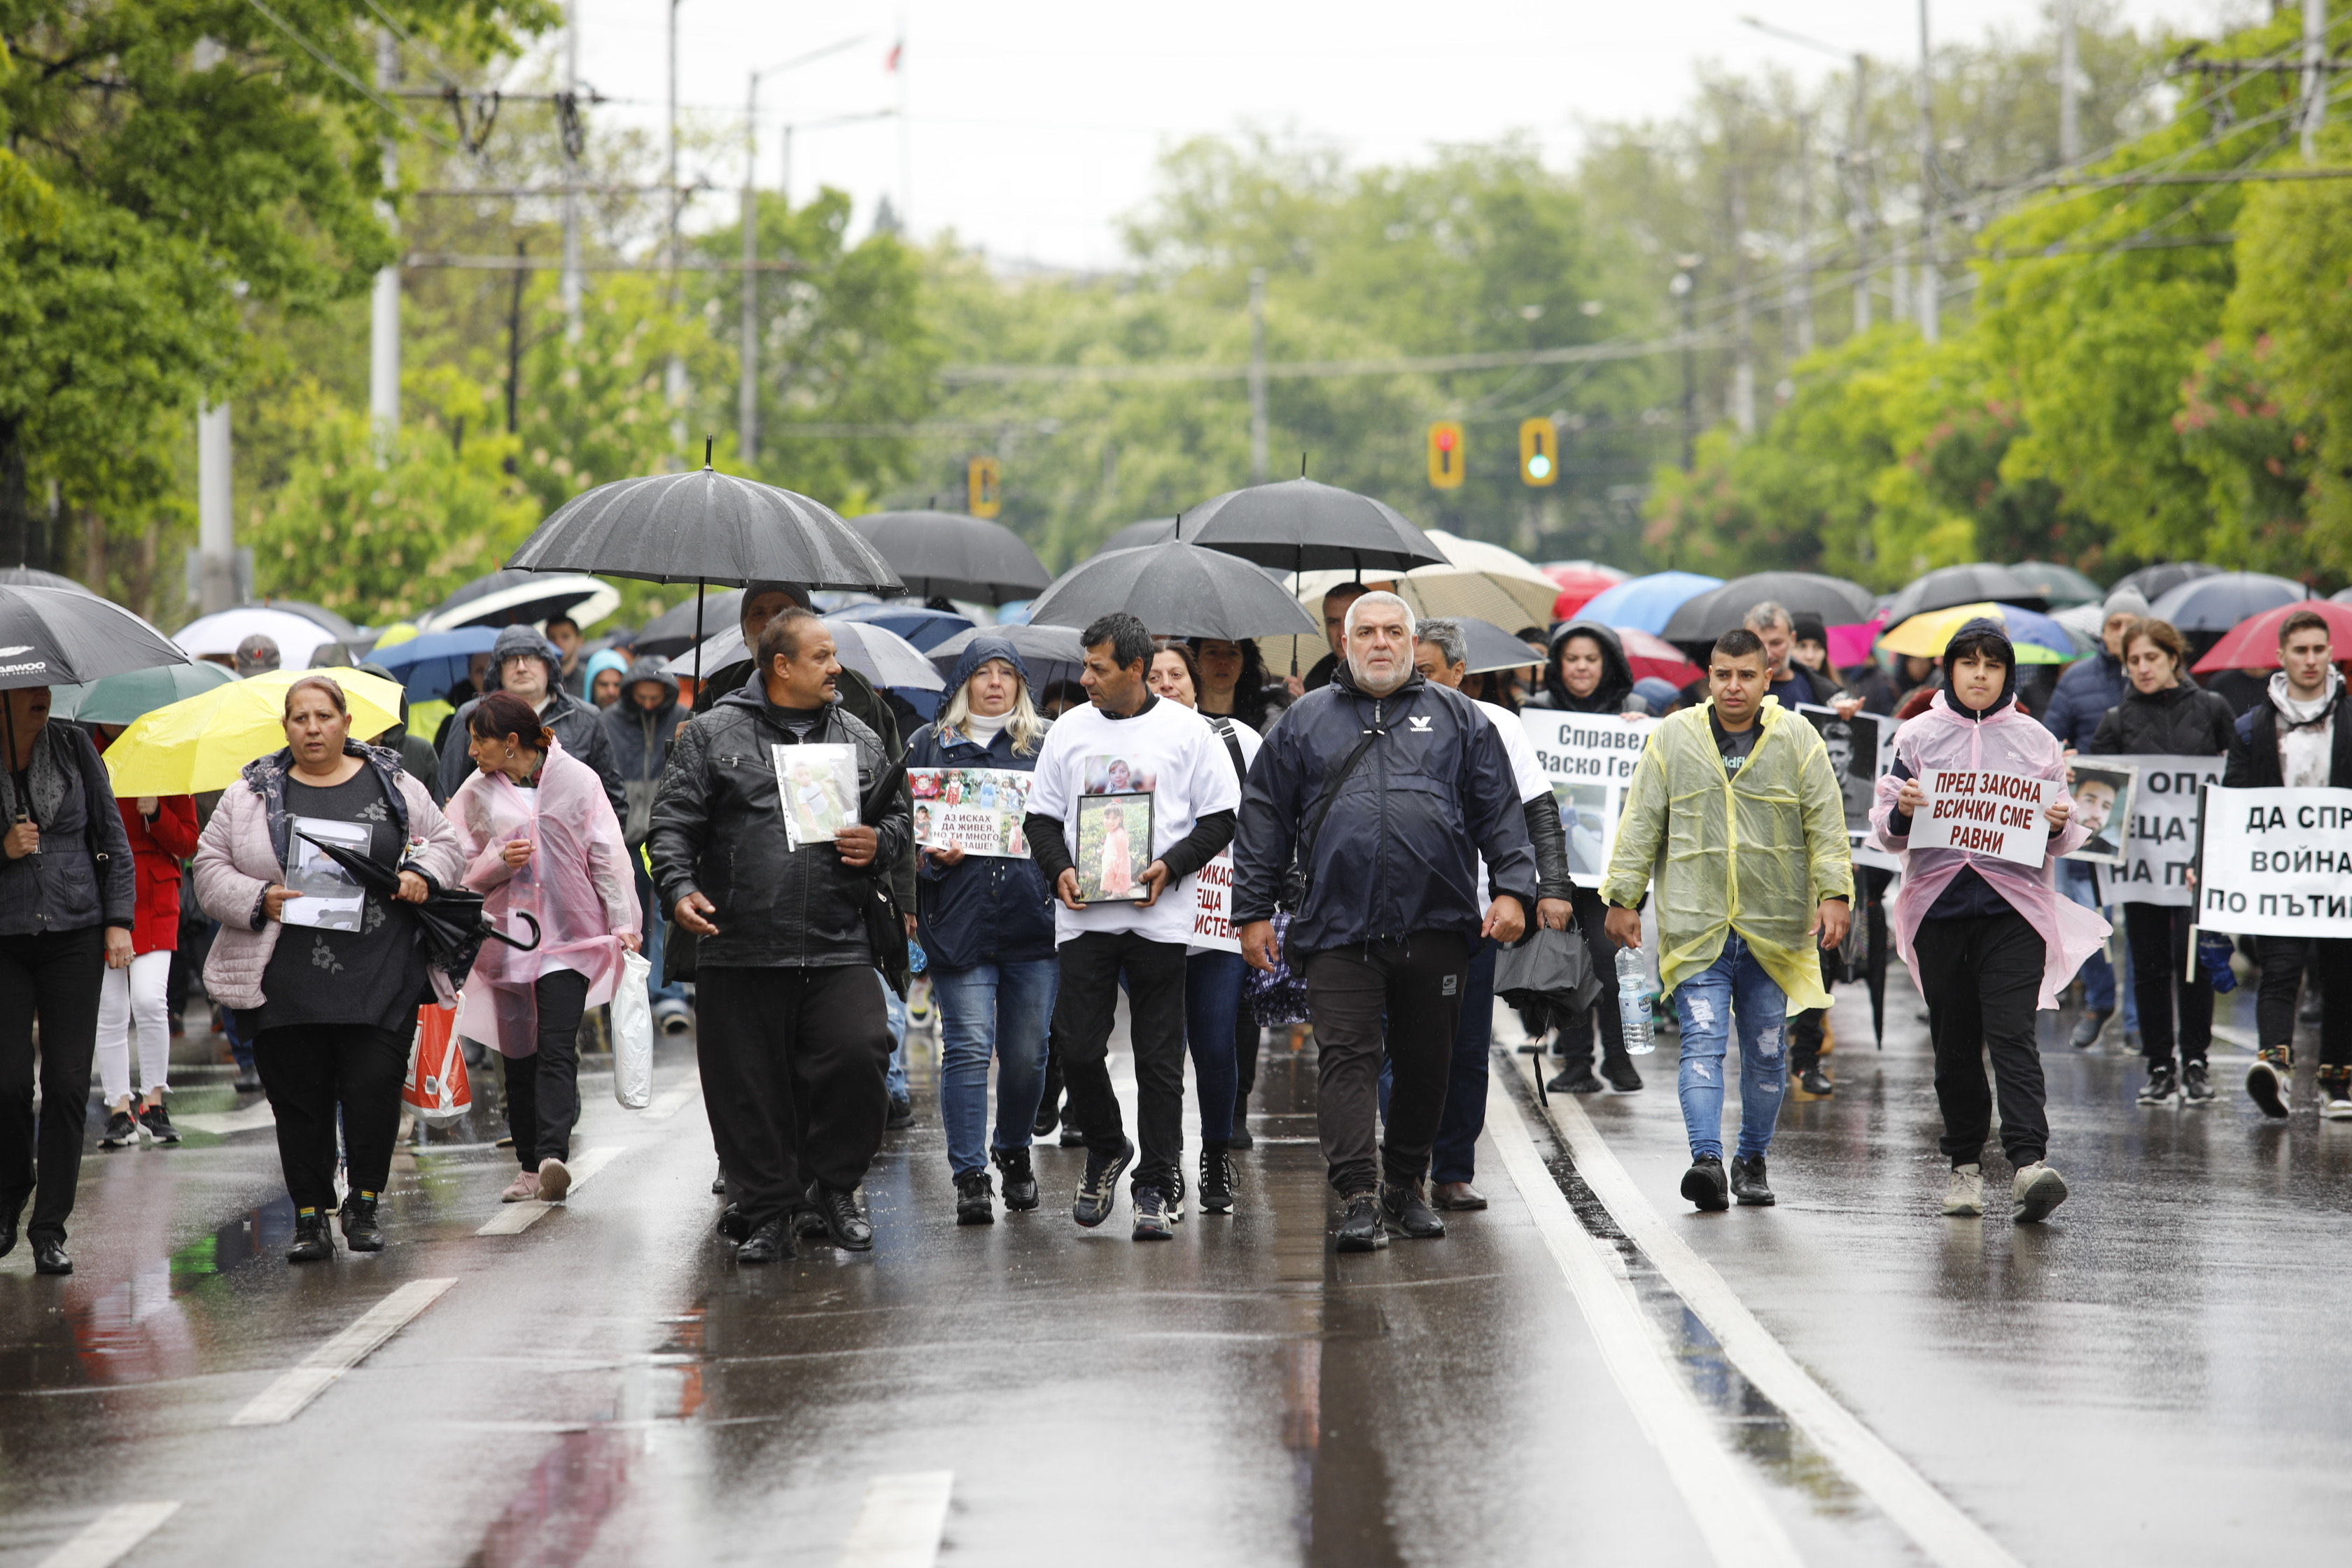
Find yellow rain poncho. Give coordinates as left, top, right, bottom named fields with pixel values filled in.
left=1600, top=698, right=1853, bottom=1012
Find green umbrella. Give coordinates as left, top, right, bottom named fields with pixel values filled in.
left=52, top=661, right=237, bottom=724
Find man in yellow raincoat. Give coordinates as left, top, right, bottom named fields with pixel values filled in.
left=1602, top=628, right=1852, bottom=1212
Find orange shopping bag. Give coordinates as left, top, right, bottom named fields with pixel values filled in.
left=403, top=1004, right=472, bottom=1123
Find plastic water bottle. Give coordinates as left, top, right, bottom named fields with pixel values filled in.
left=1617, top=946, right=1656, bottom=1056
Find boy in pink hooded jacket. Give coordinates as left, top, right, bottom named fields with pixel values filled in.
left=1871, top=620, right=2108, bottom=1224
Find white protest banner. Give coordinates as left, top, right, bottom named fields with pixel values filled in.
left=1907, top=769, right=2064, bottom=867
left=2197, top=785, right=2352, bottom=939
left=909, top=766, right=1032, bottom=859
left=1189, top=850, right=1242, bottom=953
left=1518, top=710, right=1659, bottom=888
left=2110, top=754, right=2227, bottom=906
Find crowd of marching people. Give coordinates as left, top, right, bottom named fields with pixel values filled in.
left=5, top=561, right=2349, bottom=1275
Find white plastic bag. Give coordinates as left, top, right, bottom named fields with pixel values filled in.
left=612, top=949, right=654, bottom=1109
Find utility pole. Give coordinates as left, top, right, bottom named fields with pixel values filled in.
left=197, top=402, right=236, bottom=613
left=1726, top=102, right=1756, bottom=435
left=561, top=8, right=582, bottom=340
left=2308, top=0, right=2330, bottom=164
left=1787, top=111, right=1815, bottom=359
left=666, top=0, right=687, bottom=463
left=2058, top=0, right=2082, bottom=163
left=369, top=28, right=401, bottom=442
left=1672, top=255, right=1700, bottom=469
left=1916, top=0, right=1939, bottom=344
left=741, top=71, right=761, bottom=468
left=1247, top=267, right=1268, bottom=483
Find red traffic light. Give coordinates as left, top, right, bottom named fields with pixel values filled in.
left=1434, top=428, right=1457, bottom=451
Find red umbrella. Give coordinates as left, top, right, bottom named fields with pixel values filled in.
left=2191, top=600, right=2352, bottom=673
left=1612, top=625, right=1703, bottom=687
left=1550, top=570, right=1624, bottom=623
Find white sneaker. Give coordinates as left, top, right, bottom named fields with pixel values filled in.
left=1942, top=1164, right=1984, bottom=1217
left=2012, top=1161, right=2068, bottom=1224
left=2323, top=1096, right=2352, bottom=1121
left=535, top=1156, right=572, bottom=1203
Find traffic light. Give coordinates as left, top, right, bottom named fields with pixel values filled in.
left=1519, top=417, right=1558, bottom=486
left=1427, top=421, right=1464, bottom=489
left=967, top=455, right=1000, bottom=518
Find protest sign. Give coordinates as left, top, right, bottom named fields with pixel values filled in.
left=1798, top=704, right=1896, bottom=872
left=1519, top=710, right=1658, bottom=888
left=1907, top=768, right=2065, bottom=867
left=1190, top=849, right=1242, bottom=953
left=909, top=766, right=1032, bottom=859
left=2109, top=755, right=2227, bottom=906
left=2060, top=762, right=2135, bottom=867
left=2197, top=785, right=2352, bottom=939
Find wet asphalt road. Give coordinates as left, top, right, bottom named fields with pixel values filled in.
left=4, top=967, right=2351, bottom=1567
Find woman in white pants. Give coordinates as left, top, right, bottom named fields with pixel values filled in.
left=96, top=788, right=200, bottom=1147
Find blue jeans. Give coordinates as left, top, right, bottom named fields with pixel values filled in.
left=883, top=973, right=909, bottom=1101
left=1674, top=934, right=1788, bottom=1161
left=2057, top=859, right=2134, bottom=1028
left=633, top=861, right=686, bottom=1006
left=934, top=960, right=1056, bottom=1177
left=1186, top=950, right=1247, bottom=1144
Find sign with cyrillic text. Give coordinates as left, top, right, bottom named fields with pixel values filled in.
left=2197, top=785, right=2352, bottom=939
left=1189, top=848, right=1242, bottom=953
left=2110, top=755, right=2228, bottom=906
left=1519, top=710, right=1659, bottom=889
left=1907, top=769, right=2064, bottom=867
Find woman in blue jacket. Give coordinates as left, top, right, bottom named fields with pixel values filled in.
left=910, top=637, right=1058, bottom=1226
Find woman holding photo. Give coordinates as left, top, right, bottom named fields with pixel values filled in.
left=193, top=676, right=463, bottom=1263
left=909, top=638, right=1058, bottom=1226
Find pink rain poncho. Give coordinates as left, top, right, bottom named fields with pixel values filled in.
left=1868, top=692, right=2109, bottom=1009
left=447, top=736, right=640, bottom=1058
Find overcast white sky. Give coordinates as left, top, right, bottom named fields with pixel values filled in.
left=566, top=0, right=2247, bottom=271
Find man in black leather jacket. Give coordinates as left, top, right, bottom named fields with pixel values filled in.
left=650, top=609, right=911, bottom=1263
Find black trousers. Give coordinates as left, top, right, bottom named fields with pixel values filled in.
left=2126, top=903, right=2212, bottom=1066
left=253, top=1023, right=410, bottom=1212
left=2257, top=935, right=2352, bottom=1072
left=503, top=969, right=590, bottom=1170
left=1303, top=931, right=1471, bottom=1197
left=1912, top=911, right=2050, bottom=1169
left=697, top=965, right=892, bottom=1227
left=1233, top=1011, right=1261, bottom=1114
left=1550, top=888, right=1629, bottom=1074
left=0, top=926, right=105, bottom=1243
left=1051, top=930, right=1189, bottom=1194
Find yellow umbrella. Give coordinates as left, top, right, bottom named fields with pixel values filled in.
left=1877, top=601, right=2072, bottom=664
left=104, top=668, right=407, bottom=795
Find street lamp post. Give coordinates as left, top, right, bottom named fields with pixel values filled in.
left=1672, top=255, right=1702, bottom=470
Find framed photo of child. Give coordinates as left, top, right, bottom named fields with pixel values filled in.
left=1073, top=793, right=1153, bottom=903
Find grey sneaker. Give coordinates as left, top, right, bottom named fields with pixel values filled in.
left=2068, top=1009, right=2110, bottom=1049
left=2138, top=1065, right=2180, bottom=1107
left=2012, top=1162, right=2068, bottom=1224
left=2182, top=1061, right=2216, bottom=1105
left=1130, top=1186, right=1175, bottom=1241
left=1942, top=1163, right=1984, bottom=1217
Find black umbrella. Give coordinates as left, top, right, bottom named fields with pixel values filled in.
left=1882, top=563, right=2048, bottom=625
left=0, top=584, right=189, bottom=692
left=1175, top=478, right=1446, bottom=575
left=422, top=568, right=617, bottom=631
left=1027, top=542, right=1320, bottom=643
left=294, top=831, right=541, bottom=983
left=848, top=511, right=1051, bottom=604
left=636, top=589, right=746, bottom=658
left=1658, top=572, right=1875, bottom=645
left=927, top=623, right=1088, bottom=691
left=0, top=565, right=94, bottom=594
left=1456, top=617, right=1546, bottom=674
left=2147, top=571, right=2309, bottom=634
left=2113, top=561, right=2221, bottom=603
left=1098, top=517, right=1177, bottom=555
left=2007, top=560, right=2106, bottom=608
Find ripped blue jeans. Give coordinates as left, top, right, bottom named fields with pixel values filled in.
left=1672, top=933, right=1789, bottom=1161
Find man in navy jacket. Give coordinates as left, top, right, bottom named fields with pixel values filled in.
left=1234, top=592, right=1537, bottom=1253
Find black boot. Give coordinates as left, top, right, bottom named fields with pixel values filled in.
left=286, top=1212, right=335, bottom=1264
left=1729, top=1154, right=1775, bottom=1206
left=1335, top=1192, right=1386, bottom=1253
left=993, top=1146, right=1039, bottom=1211
left=1198, top=1143, right=1234, bottom=1214
left=808, top=1183, right=874, bottom=1251
left=954, top=1171, right=995, bottom=1226
left=1378, top=1179, right=1446, bottom=1239
left=736, top=1217, right=791, bottom=1264
left=339, top=1194, right=385, bottom=1252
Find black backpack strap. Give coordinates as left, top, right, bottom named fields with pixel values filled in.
left=1207, top=715, right=1248, bottom=785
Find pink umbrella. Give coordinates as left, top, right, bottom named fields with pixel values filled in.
left=1612, top=625, right=1703, bottom=687
left=1550, top=571, right=1624, bottom=623
left=1828, top=612, right=1889, bottom=669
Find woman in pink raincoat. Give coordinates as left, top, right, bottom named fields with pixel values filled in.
left=449, top=692, right=640, bottom=1205
left=1870, top=620, right=2108, bottom=1226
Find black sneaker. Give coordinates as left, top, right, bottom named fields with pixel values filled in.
left=1031, top=1098, right=1060, bottom=1138
left=1198, top=1144, right=1234, bottom=1214
left=1680, top=1156, right=1730, bottom=1212
left=1546, top=1065, right=1604, bottom=1095
left=286, top=1213, right=335, bottom=1264
left=2248, top=1054, right=2290, bottom=1119
left=1601, top=1057, right=1644, bottom=1093
left=2182, top=1061, right=2216, bottom=1105
left=717, top=1203, right=752, bottom=1242
left=2138, top=1064, right=2180, bottom=1107
left=954, top=1171, right=994, bottom=1226
left=1130, top=1186, right=1175, bottom=1240
left=736, top=1217, right=791, bottom=1264
left=1167, top=1167, right=1186, bottom=1224
left=138, top=1103, right=181, bottom=1144
left=232, top=1068, right=263, bottom=1094
left=1335, top=1192, right=1386, bottom=1252
left=807, top=1184, right=874, bottom=1251
left=99, top=1110, right=136, bottom=1149
left=1378, top=1180, right=1446, bottom=1239
left=711, top=1165, right=727, bottom=1196
left=886, top=1095, right=915, bottom=1131
left=1795, top=1067, right=1834, bottom=1098
left=1227, top=1118, right=1254, bottom=1152
left=339, top=1194, right=384, bottom=1252
left=1072, top=1137, right=1134, bottom=1228
left=993, top=1146, right=1040, bottom=1211
left=2068, top=1008, right=2112, bottom=1049
left=1729, top=1154, right=1775, bottom=1206
left=1058, top=1120, right=1088, bottom=1149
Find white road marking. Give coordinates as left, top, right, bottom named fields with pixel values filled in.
left=174, top=1102, right=276, bottom=1137
left=475, top=1146, right=626, bottom=1236
left=228, top=1278, right=455, bottom=1427
left=36, top=1502, right=179, bottom=1568
left=1543, top=1088, right=2029, bottom=1568
left=834, top=1471, right=953, bottom=1568
left=640, top=1080, right=701, bottom=1122
left=1485, top=1077, right=1802, bottom=1568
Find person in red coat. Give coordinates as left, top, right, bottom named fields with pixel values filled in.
left=96, top=788, right=200, bottom=1147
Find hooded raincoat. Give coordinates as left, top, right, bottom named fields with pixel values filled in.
left=447, top=736, right=640, bottom=1058
left=1525, top=620, right=1637, bottom=713
left=1870, top=694, right=2108, bottom=1010
left=1600, top=697, right=1852, bottom=1010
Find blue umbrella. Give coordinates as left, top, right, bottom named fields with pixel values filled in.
left=825, top=600, right=975, bottom=652
left=370, top=626, right=503, bottom=701
left=1572, top=571, right=1723, bottom=634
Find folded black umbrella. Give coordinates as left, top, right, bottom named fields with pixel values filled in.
left=295, top=831, right=540, bottom=983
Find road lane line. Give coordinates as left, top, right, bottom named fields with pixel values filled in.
left=834, top=1471, right=953, bottom=1568
left=475, top=1146, right=626, bottom=1236
left=1484, top=1076, right=1802, bottom=1568
left=641, top=1079, right=701, bottom=1121
left=228, top=1278, right=456, bottom=1427
left=36, top=1502, right=180, bottom=1568
left=174, top=1102, right=277, bottom=1137
left=1542, top=1088, right=2029, bottom=1568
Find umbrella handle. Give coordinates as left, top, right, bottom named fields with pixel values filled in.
left=483, top=909, right=542, bottom=951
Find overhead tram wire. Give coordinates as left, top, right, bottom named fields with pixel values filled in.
left=239, top=0, right=464, bottom=155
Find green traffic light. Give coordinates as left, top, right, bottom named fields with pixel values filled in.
left=1527, top=454, right=1552, bottom=479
